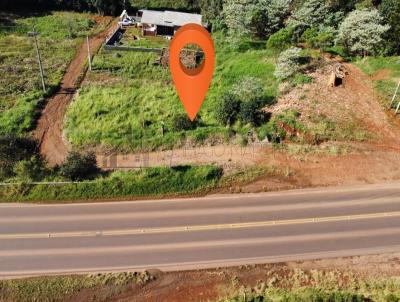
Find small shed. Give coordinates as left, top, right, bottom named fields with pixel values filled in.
left=139, top=10, right=203, bottom=36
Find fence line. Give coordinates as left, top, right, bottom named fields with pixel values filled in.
left=0, top=181, right=84, bottom=187
left=104, top=45, right=163, bottom=53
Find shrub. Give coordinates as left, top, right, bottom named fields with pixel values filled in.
left=171, top=114, right=198, bottom=132
left=232, top=76, right=265, bottom=102
left=267, top=27, right=294, bottom=52
left=13, top=156, right=48, bottom=182
left=59, top=151, right=100, bottom=181
left=239, top=99, right=262, bottom=126
left=301, top=27, right=335, bottom=49
left=215, top=93, right=241, bottom=126
left=274, top=47, right=305, bottom=80
left=0, top=135, right=39, bottom=180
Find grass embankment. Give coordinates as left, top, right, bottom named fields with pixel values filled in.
left=0, top=11, right=109, bottom=135
left=218, top=268, right=400, bottom=302
left=0, top=271, right=153, bottom=302
left=65, top=33, right=278, bottom=152
left=0, top=165, right=222, bottom=202
left=355, top=56, right=400, bottom=108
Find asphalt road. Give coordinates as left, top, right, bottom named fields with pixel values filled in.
left=1, top=183, right=400, bottom=278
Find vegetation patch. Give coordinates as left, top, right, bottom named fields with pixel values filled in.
left=0, top=271, right=153, bottom=302
left=217, top=268, right=400, bottom=302
left=0, top=12, right=108, bottom=135
left=65, top=32, right=278, bottom=152
left=0, top=165, right=223, bottom=202
left=355, top=56, right=400, bottom=108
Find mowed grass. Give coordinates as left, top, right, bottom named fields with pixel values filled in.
left=0, top=11, right=109, bottom=135
left=355, top=56, right=400, bottom=108
left=65, top=33, right=278, bottom=151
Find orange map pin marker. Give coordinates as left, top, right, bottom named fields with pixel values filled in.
left=169, top=23, right=215, bottom=121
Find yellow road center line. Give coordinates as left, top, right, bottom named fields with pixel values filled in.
left=1, top=211, right=400, bottom=240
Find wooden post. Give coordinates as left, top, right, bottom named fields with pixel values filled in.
left=390, top=80, right=400, bottom=107
left=87, top=36, right=92, bottom=71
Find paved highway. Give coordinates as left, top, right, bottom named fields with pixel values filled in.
left=1, top=183, right=400, bottom=278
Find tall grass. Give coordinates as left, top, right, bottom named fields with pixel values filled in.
left=0, top=165, right=223, bottom=202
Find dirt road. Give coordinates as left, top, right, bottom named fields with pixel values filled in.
left=34, top=19, right=115, bottom=166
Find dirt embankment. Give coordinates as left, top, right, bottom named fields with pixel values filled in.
left=34, top=18, right=115, bottom=166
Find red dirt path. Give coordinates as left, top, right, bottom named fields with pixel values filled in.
left=34, top=18, right=115, bottom=166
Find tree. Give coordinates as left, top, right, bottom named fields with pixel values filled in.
left=379, top=0, right=400, bottom=54
left=222, top=0, right=257, bottom=46
left=265, top=0, right=292, bottom=34
left=90, top=0, right=123, bottom=15
left=200, top=0, right=223, bottom=23
left=215, top=93, right=241, bottom=126
left=222, top=0, right=291, bottom=46
left=291, top=0, right=330, bottom=27
left=59, top=151, right=99, bottom=181
left=337, top=9, right=390, bottom=56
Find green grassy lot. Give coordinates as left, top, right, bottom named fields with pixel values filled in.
left=355, top=56, right=400, bottom=108
left=65, top=33, right=278, bottom=152
left=0, top=11, right=109, bottom=135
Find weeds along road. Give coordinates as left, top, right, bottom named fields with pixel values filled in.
left=0, top=182, right=400, bottom=278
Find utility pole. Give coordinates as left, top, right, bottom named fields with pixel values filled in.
left=28, top=31, right=46, bottom=93
left=86, top=36, right=92, bottom=71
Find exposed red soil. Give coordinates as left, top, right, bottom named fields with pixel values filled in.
left=33, top=17, right=115, bottom=166
left=66, top=253, right=400, bottom=302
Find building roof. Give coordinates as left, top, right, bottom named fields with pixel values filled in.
left=140, top=10, right=202, bottom=27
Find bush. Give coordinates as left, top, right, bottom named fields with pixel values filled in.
left=240, top=99, right=262, bottom=126
left=266, top=27, right=294, bottom=53
left=301, top=27, right=335, bottom=49
left=171, top=114, right=199, bottom=132
left=232, top=76, right=265, bottom=102
left=13, top=156, right=48, bottom=182
left=274, top=47, right=305, bottom=80
left=59, top=151, right=100, bottom=181
left=215, top=93, right=241, bottom=126
left=0, top=135, right=39, bottom=180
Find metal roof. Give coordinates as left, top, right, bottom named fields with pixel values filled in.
left=140, top=10, right=202, bottom=27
